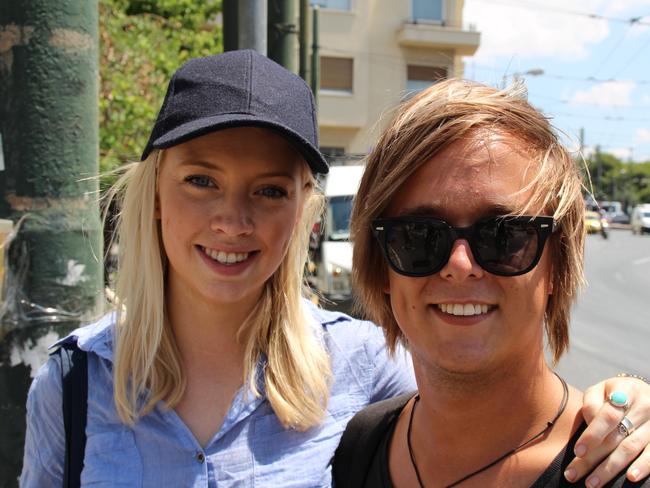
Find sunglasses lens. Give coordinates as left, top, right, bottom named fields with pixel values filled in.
left=473, top=219, right=540, bottom=275
left=385, top=221, right=449, bottom=275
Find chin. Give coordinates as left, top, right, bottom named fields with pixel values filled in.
left=421, top=345, right=501, bottom=376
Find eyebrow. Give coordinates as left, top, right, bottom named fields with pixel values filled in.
left=396, top=203, right=517, bottom=218
left=179, top=160, right=222, bottom=171
left=179, top=160, right=297, bottom=179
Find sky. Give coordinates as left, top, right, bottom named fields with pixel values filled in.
left=462, top=0, right=650, bottom=162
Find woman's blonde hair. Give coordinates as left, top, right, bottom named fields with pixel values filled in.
left=106, top=148, right=331, bottom=430
left=351, top=78, right=585, bottom=363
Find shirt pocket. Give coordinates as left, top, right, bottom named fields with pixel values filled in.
left=81, top=429, right=142, bottom=487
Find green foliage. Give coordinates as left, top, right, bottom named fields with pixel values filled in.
left=99, top=0, right=222, bottom=185
left=585, top=150, right=650, bottom=207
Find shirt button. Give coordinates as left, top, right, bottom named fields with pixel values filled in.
left=196, top=452, right=205, bottom=463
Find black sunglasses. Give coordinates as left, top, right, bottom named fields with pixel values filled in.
left=372, top=215, right=556, bottom=277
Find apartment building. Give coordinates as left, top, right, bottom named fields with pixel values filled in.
left=316, top=0, right=480, bottom=157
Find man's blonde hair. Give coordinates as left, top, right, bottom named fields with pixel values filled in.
left=351, top=79, right=585, bottom=362
left=106, top=149, right=331, bottom=430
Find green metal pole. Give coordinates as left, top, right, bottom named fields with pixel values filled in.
left=268, top=0, right=298, bottom=72
left=310, top=5, right=320, bottom=104
left=223, top=0, right=239, bottom=51
left=299, top=0, right=310, bottom=83
left=0, top=1, right=102, bottom=485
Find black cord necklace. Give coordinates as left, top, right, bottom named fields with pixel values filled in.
left=406, top=373, right=569, bottom=488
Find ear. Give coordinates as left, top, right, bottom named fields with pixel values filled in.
left=382, top=274, right=391, bottom=295
left=154, top=150, right=163, bottom=219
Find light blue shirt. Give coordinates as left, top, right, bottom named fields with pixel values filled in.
left=20, top=301, right=415, bottom=487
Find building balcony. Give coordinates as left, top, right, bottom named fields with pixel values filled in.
left=397, top=22, right=480, bottom=56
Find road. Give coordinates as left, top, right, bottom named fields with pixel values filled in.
left=555, top=230, right=650, bottom=389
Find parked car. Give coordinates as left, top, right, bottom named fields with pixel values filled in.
left=608, top=212, right=630, bottom=225
left=631, top=204, right=650, bottom=235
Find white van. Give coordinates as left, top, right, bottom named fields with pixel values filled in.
left=631, top=204, right=650, bottom=235
left=311, top=165, right=364, bottom=302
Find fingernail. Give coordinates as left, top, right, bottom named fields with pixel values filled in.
left=574, top=444, right=587, bottom=457
left=629, top=468, right=640, bottom=481
left=587, top=475, right=600, bottom=488
left=564, top=468, right=576, bottom=481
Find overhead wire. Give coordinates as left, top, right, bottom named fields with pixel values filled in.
left=469, top=0, right=650, bottom=27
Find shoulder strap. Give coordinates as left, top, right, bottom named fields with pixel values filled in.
left=51, top=342, right=88, bottom=488
left=333, top=393, right=413, bottom=488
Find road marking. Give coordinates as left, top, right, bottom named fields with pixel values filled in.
left=632, top=256, right=650, bottom=265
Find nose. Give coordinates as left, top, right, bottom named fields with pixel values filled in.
left=439, top=239, right=484, bottom=281
left=209, top=193, right=254, bottom=237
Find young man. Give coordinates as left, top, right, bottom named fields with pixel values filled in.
left=335, top=79, right=650, bottom=487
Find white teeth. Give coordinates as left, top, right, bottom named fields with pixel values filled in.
left=204, top=247, right=249, bottom=265
left=437, top=303, right=492, bottom=316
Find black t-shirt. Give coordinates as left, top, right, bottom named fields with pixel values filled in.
left=333, top=394, right=649, bottom=488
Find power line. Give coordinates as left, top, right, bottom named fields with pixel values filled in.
left=616, top=34, right=650, bottom=77
left=321, top=46, right=650, bottom=86
left=472, top=64, right=650, bottom=85
left=470, top=0, right=650, bottom=27
left=591, top=24, right=633, bottom=79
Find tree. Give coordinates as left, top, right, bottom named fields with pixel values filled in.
left=584, top=150, right=650, bottom=207
left=99, top=0, right=222, bottom=184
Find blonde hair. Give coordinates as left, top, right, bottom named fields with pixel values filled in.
left=351, top=79, right=585, bottom=363
left=107, top=150, right=331, bottom=430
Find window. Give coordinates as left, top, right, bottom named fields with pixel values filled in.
left=321, top=147, right=346, bottom=158
left=406, top=65, right=447, bottom=97
left=412, top=0, right=443, bottom=22
left=320, top=57, right=353, bottom=93
left=312, top=0, right=351, bottom=11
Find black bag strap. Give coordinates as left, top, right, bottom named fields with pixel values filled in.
left=333, top=393, right=413, bottom=488
left=51, top=342, right=88, bottom=488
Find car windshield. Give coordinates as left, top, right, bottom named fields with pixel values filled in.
left=643, top=212, right=650, bottom=218
left=328, top=196, right=353, bottom=240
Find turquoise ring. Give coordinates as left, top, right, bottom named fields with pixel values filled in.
left=608, top=391, right=630, bottom=410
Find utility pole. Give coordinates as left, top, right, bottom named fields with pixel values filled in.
left=0, top=1, right=102, bottom=484
left=268, top=0, right=298, bottom=72
left=223, top=0, right=267, bottom=54
left=239, top=0, right=268, bottom=54
left=299, top=0, right=311, bottom=83
left=595, top=145, right=603, bottom=198
left=223, top=0, right=239, bottom=52
left=579, top=127, right=585, bottom=156
left=310, top=5, right=320, bottom=103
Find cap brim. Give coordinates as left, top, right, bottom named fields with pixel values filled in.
left=145, top=114, right=329, bottom=174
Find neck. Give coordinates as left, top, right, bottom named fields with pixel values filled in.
left=409, top=353, right=572, bottom=486
left=416, top=352, right=558, bottom=433
left=165, top=279, right=256, bottom=368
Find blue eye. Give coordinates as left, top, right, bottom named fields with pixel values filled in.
left=185, top=175, right=215, bottom=188
left=259, top=187, right=287, bottom=199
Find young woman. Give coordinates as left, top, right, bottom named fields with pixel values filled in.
left=20, top=51, right=650, bottom=487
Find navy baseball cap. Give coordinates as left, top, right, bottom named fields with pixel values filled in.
left=141, top=49, right=329, bottom=174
